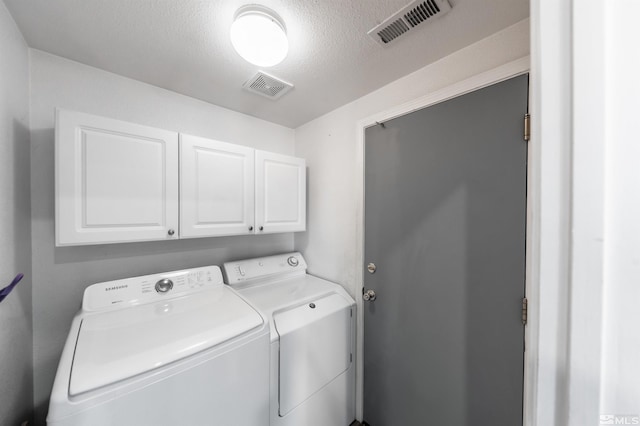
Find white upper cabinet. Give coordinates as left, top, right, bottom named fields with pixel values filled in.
left=255, top=151, right=306, bottom=234
left=55, top=110, right=306, bottom=245
left=56, top=110, right=179, bottom=246
left=180, top=134, right=255, bottom=238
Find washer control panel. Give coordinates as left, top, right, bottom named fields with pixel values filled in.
left=82, top=265, right=224, bottom=312
left=224, top=252, right=307, bottom=285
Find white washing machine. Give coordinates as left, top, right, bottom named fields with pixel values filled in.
left=223, top=252, right=356, bottom=426
left=47, top=265, right=270, bottom=426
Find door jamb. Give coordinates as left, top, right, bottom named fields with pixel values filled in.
left=354, top=56, right=534, bottom=424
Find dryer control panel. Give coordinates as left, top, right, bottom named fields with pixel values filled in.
left=223, top=252, right=307, bottom=285
left=82, top=265, right=224, bottom=312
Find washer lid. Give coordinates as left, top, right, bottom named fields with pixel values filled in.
left=69, top=286, right=262, bottom=396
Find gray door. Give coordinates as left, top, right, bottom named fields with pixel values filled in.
left=363, top=75, right=528, bottom=426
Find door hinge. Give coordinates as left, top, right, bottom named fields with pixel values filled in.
left=522, top=297, right=528, bottom=325
left=524, top=114, right=531, bottom=141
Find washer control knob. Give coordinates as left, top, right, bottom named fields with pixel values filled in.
left=287, top=256, right=299, bottom=267
left=155, top=278, right=173, bottom=294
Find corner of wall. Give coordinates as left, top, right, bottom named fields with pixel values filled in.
left=0, top=3, right=34, bottom=425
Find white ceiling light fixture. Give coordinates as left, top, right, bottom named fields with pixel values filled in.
left=230, top=5, right=289, bottom=67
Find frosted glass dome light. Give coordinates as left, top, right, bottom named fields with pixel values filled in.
left=230, top=5, right=289, bottom=67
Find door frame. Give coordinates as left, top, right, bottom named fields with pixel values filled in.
left=354, top=56, right=534, bottom=424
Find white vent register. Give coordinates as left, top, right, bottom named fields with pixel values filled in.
left=368, top=0, right=452, bottom=46
left=243, top=71, right=294, bottom=99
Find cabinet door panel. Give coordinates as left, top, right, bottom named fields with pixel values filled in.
left=56, top=110, right=179, bottom=246
left=180, top=134, right=255, bottom=238
left=255, top=151, right=306, bottom=234
left=83, top=129, right=165, bottom=226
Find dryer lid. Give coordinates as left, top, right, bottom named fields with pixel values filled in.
left=69, top=286, right=263, bottom=396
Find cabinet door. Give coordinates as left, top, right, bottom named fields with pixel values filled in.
left=255, top=151, right=306, bottom=234
left=56, top=110, right=179, bottom=246
left=180, top=134, right=255, bottom=238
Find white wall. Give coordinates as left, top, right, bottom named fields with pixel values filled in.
left=0, top=3, right=33, bottom=425
left=29, top=50, right=295, bottom=425
left=601, top=0, right=640, bottom=417
left=294, top=19, right=530, bottom=298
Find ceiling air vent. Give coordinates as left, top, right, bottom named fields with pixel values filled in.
left=368, top=0, right=452, bottom=46
left=243, top=71, right=293, bottom=100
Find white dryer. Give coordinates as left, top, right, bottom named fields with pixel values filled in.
left=223, top=253, right=356, bottom=426
left=47, top=265, right=270, bottom=426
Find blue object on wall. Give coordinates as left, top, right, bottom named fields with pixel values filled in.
left=0, top=273, right=23, bottom=304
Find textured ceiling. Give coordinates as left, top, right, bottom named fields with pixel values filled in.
left=4, top=0, right=529, bottom=128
